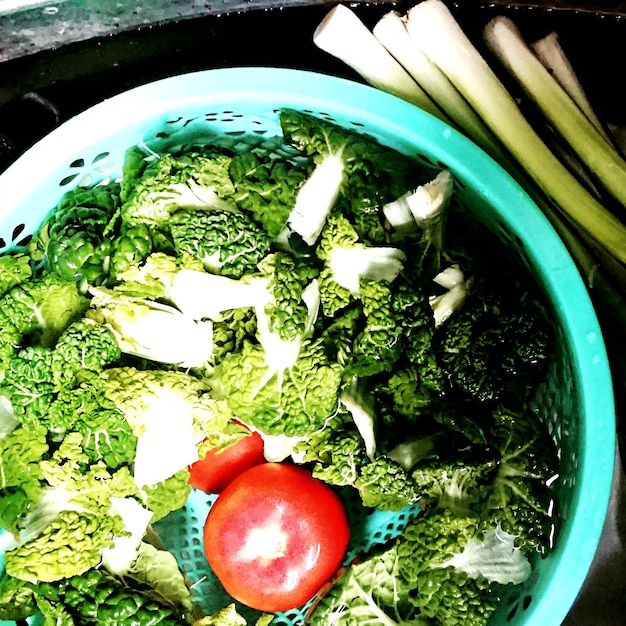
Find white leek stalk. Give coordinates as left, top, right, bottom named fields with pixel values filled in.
left=404, top=0, right=626, bottom=266
left=483, top=16, right=626, bottom=209
left=373, top=11, right=507, bottom=162
left=313, top=4, right=447, bottom=122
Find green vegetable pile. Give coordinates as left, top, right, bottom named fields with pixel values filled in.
left=0, top=108, right=558, bottom=625
left=316, top=0, right=626, bottom=459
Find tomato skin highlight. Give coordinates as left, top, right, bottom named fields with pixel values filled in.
left=188, top=427, right=266, bottom=494
left=203, top=463, right=351, bottom=613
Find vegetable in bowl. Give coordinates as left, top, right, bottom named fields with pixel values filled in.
left=0, top=106, right=559, bottom=625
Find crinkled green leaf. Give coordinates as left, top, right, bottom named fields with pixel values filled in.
left=436, top=526, right=531, bottom=584
left=121, top=150, right=235, bottom=228
left=280, top=109, right=422, bottom=244
left=193, top=603, right=248, bottom=625
left=36, top=594, right=77, bottom=625
left=0, top=253, right=32, bottom=297
left=230, top=149, right=309, bottom=238
left=0, top=273, right=89, bottom=346
left=220, top=339, right=343, bottom=437
left=36, top=182, right=121, bottom=285
left=0, top=572, right=38, bottom=620
left=298, top=410, right=366, bottom=487
left=354, top=456, right=421, bottom=511
left=110, top=222, right=153, bottom=278
left=49, top=372, right=136, bottom=469
left=51, top=318, right=121, bottom=389
left=35, top=567, right=186, bottom=625
left=0, top=427, right=48, bottom=534
left=396, top=508, right=500, bottom=626
left=102, top=367, right=213, bottom=435
left=5, top=509, right=119, bottom=583
left=0, top=310, right=22, bottom=380
left=350, top=279, right=403, bottom=378
left=128, top=541, right=194, bottom=614
left=169, top=208, right=273, bottom=279
left=1, top=346, right=56, bottom=431
left=310, top=541, right=427, bottom=625
left=140, top=469, right=191, bottom=522
left=87, top=289, right=214, bottom=370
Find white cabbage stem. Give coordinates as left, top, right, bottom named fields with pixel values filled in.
left=287, top=152, right=345, bottom=246
left=328, top=246, right=406, bottom=295
left=170, top=269, right=270, bottom=320
left=406, top=169, right=454, bottom=221
left=383, top=169, right=453, bottom=237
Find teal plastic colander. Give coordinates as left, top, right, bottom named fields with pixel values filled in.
left=0, top=67, right=615, bottom=626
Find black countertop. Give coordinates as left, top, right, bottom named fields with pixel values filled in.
left=564, top=449, right=626, bottom=625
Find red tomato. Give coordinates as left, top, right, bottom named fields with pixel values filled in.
left=188, top=427, right=266, bottom=494
left=203, top=463, right=350, bottom=612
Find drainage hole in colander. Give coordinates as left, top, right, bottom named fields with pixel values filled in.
left=205, top=112, right=232, bottom=122
left=59, top=173, right=79, bottom=186
left=11, top=223, right=25, bottom=242
left=512, top=232, right=525, bottom=251
left=409, top=151, right=439, bottom=171
left=507, top=602, right=520, bottom=621
left=3, top=223, right=32, bottom=249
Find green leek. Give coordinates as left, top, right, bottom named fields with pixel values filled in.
left=402, top=0, right=626, bottom=265
left=530, top=30, right=613, bottom=145
left=482, top=15, right=626, bottom=209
